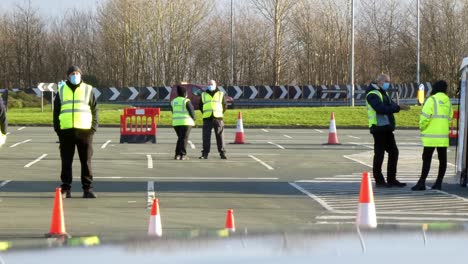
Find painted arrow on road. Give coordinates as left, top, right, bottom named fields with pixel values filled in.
left=146, top=87, right=157, bottom=100
left=128, top=87, right=139, bottom=100
left=265, top=86, right=273, bottom=99
left=249, top=86, right=258, bottom=99
left=109, top=87, right=120, bottom=101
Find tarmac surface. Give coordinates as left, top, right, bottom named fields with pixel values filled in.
left=0, top=126, right=467, bottom=244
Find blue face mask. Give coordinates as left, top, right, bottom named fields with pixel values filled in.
left=382, top=82, right=390, bottom=90
left=70, top=74, right=81, bottom=85
left=208, top=85, right=216, bottom=92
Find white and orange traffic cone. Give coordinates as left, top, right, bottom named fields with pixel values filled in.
left=46, top=188, right=69, bottom=238
left=148, top=198, right=162, bottom=237
left=324, top=112, right=340, bottom=145
left=233, top=112, right=245, bottom=144
left=356, top=172, right=377, bottom=229
left=225, top=209, right=236, bottom=232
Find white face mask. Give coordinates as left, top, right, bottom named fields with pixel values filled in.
left=208, top=85, right=216, bottom=91
left=70, top=74, right=81, bottom=85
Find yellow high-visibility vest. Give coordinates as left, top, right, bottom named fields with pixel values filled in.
left=366, top=89, right=391, bottom=127
left=201, top=91, right=224, bottom=119
left=171, top=97, right=195, bottom=126
left=420, top=92, right=453, bottom=147
left=58, top=83, right=93, bottom=129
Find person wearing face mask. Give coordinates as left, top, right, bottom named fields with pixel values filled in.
left=171, top=85, right=196, bottom=160
left=366, top=74, right=410, bottom=188
left=53, top=66, right=98, bottom=199
left=199, top=79, right=227, bottom=159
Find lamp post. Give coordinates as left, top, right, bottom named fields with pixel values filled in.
left=416, top=0, right=420, bottom=84
left=230, top=0, right=234, bottom=86
left=350, top=0, right=355, bottom=107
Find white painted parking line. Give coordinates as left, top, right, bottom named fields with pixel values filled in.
left=314, top=129, right=323, bottom=133
left=248, top=155, right=274, bottom=170
left=347, top=135, right=360, bottom=139
left=188, top=141, right=196, bottom=149
left=344, top=154, right=372, bottom=167
left=10, top=139, right=31, bottom=148
left=101, top=140, right=112, bottom=149
left=25, top=154, right=48, bottom=168
left=316, top=215, right=468, bottom=222
left=146, top=155, right=153, bottom=169
left=348, top=142, right=373, bottom=149
left=87, top=176, right=279, bottom=180
left=0, top=180, right=12, bottom=189
left=17, top=127, right=26, bottom=131
left=261, top=129, right=269, bottom=132
left=289, top=182, right=334, bottom=211
left=268, top=141, right=285, bottom=149
left=283, top=135, right=292, bottom=139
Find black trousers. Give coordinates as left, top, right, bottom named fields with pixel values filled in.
left=174, top=126, right=192, bottom=156
left=202, top=118, right=226, bottom=156
left=372, top=131, right=399, bottom=183
left=59, top=130, right=94, bottom=191
left=417, top=147, right=447, bottom=185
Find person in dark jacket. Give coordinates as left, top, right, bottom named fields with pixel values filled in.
left=53, top=66, right=98, bottom=198
left=199, top=80, right=227, bottom=159
left=171, top=85, right=196, bottom=160
left=0, top=94, right=7, bottom=146
left=366, top=74, right=410, bottom=187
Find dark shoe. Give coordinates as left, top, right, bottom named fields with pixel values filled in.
left=411, top=184, right=426, bottom=191
left=431, top=184, right=442, bottom=190
left=220, top=154, right=227, bottom=160
left=375, top=182, right=388, bottom=188
left=199, top=155, right=208, bottom=159
left=387, top=180, right=407, bottom=187
left=83, top=190, right=97, bottom=198
left=61, top=190, right=71, bottom=199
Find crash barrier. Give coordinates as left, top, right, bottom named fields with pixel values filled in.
left=120, top=107, right=160, bottom=143
left=449, top=110, right=459, bottom=146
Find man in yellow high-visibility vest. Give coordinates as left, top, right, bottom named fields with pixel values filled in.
left=53, top=66, right=98, bottom=199
left=171, top=85, right=195, bottom=160
left=412, top=80, right=453, bottom=191
left=199, top=80, right=227, bottom=159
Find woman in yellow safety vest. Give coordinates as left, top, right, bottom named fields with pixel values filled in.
left=412, top=80, right=453, bottom=191
left=171, top=85, right=196, bottom=160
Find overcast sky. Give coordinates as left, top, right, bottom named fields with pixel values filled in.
left=0, top=0, right=106, bottom=17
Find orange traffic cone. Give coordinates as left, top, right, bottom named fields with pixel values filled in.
left=356, top=172, right=377, bottom=228
left=46, top=188, right=69, bottom=238
left=324, top=112, right=341, bottom=145
left=148, top=198, right=162, bottom=237
left=225, top=209, right=236, bottom=232
left=233, top=112, right=245, bottom=144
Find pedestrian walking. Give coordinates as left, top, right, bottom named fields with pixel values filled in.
left=412, top=80, right=453, bottom=191
left=53, top=66, right=98, bottom=198
left=366, top=74, right=410, bottom=187
left=0, top=93, right=7, bottom=147
left=199, top=80, right=227, bottom=159
left=171, top=85, right=195, bottom=160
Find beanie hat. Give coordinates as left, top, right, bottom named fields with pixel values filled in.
left=67, top=65, right=82, bottom=75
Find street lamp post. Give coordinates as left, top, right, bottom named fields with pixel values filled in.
left=230, top=0, right=234, bottom=86
left=417, top=0, right=420, bottom=84
left=350, top=0, right=355, bottom=107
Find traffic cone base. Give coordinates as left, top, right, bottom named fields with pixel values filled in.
left=148, top=198, right=162, bottom=237
left=356, top=172, right=377, bottom=229
left=46, top=188, right=69, bottom=238
left=324, top=112, right=341, bottom=145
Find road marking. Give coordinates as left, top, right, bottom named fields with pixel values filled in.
left=314, top=129, right=323, bottom=133
left=87, top=176, right=279, bottom=180
left=188, top=141, right=196, bottom=149
left=261, top=129, right=269, bottom=132
left=283, top=135, right=292, bottom=139
left=348, top=142, right=373, bottom=149
left=17, top=127, right=26, bottom=131
left=316, top=215, right=468, bottom=222
left=101, top=140, right=111, bottom=149
left=248, top=155, right=274, bottom=170
left=268, top=142, right=285, bottom=149
left=0, top=180, right=12, bottom=189
left=289, top=182, right=334, bottom=211
left=146, top=155, right=153, bottom=169
left=25, top=154, right=47, bottom=168
left=343, top=154, right=372, bottom=167
left=10, top=139, right=31, bottom=148
left=347, top=135, right=360, bottom=139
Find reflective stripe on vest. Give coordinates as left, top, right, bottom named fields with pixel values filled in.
left=58, top=83, right=93, bottom=129
left=366, top=89, right=390, bottom=127
left=171, top=97, right=195, bottom=126
left=420, top=93, right=452, bottom=147
left=202, top=91, right=224, bottom=118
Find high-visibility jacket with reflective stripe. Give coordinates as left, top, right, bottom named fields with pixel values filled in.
left=366, top=89, right=391, bottom=127
left=201, top=91, right=224, bottom=119
left=171, top=97, right=195, bottom=126
left=420, top=92, right=453, bottom=147
left=58, top=83, right=93, bottom=129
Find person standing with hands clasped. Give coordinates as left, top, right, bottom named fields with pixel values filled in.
left=53, top=66, right=98, bottom=199
left=199, top=80, right=227, bottom=159
left=366, top=74, right=410, bottom=188
left=0, top=95, right=7, bottom=147
left=171, top=85, right=195, bottom=160
left=412, top=80, right=453, bottom=191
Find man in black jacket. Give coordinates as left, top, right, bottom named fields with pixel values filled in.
left=366, top=74, right=410, bottom=187
left=0, top=93, right=7, bottom=146
left=53, top=66, right=98, bottom=198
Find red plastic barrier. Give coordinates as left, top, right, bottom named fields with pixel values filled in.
left=449, top=110, right=459, bottom=146
left=120, top=108, right=160, bottom=143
